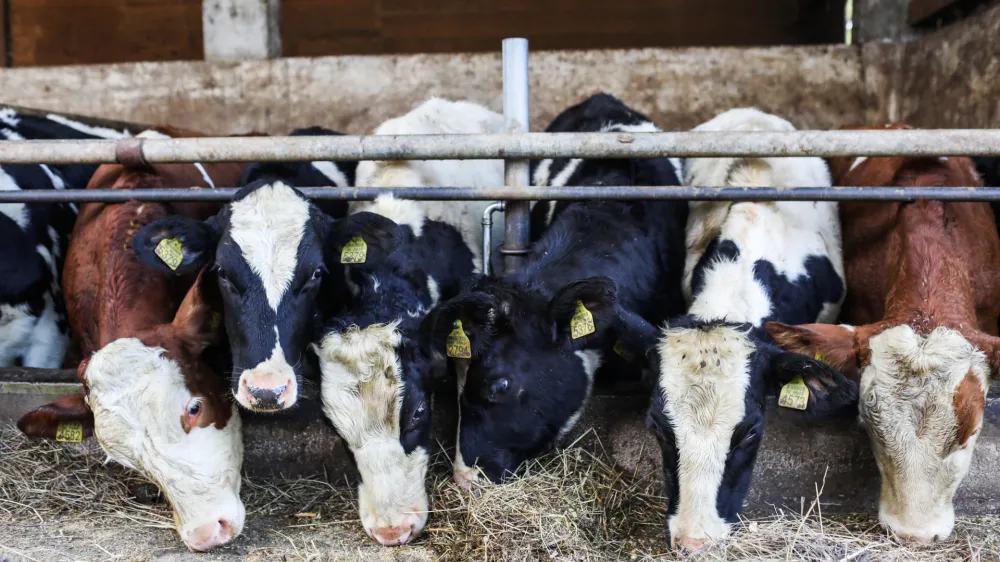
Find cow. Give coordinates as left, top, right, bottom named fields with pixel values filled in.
left=130, top=130, right=362, bottom=413
left=643, top=108, right=849, bottom=552
left=312, top=97, right=504, bottom=546
left=0, top=107, right=128, bottom=368
left=17, top=129, right=248, bottom=552
left=425, top=94, right=686, bottom=497
left=766, top=125, right=1000, bottom=543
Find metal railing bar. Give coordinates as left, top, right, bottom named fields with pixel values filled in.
left=2, top=130, right=1000, bottom=164
left=2, top=186, right=999, bottom=203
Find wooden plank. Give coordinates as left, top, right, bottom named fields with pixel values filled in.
left=909, top=0, right=964, bottom=23
left=203, top=0, right=281, bottom=61
left=0, top=0, right=8, bottom=67
left=8, top=0, right=202, bottom=67
left=282, top=0, right=845, bottom=57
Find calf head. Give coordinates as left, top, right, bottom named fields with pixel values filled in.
left=767, top=321, right=997, bottom=542
left=18, top=270, right=244, bottom=552
left=132, top=180, right=351, bottom=412
left=312, top=212, right=441, bottom=546
left=428, top=276, right=656, bottom=486
left=648, top=318, right=857, bottom=551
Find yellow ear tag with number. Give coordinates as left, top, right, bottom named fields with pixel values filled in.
left=341, top=236, right=368, bottom=264
left=154, top=238, right=184, bottom=271
left=55, top=421, right=84, bottom=443
left=570, top=301, right=596, bottom=340
left=614, top=337, right=634, bottom=362
left=446, top=320, right=472, bottom=359
left=778, top=375, right=810, bottom=411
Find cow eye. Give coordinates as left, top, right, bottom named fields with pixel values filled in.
left=489, top=378, right=510, bottom=396
left=187, top=398, right=202, bottom=416
left=311, top=266, right=326, bottom=282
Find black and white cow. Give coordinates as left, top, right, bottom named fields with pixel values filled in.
left=0, top=107, right=128, bottom=368
left=427, top=93, right=687, bottom=490
left=132, top=131, right=359, bottom=413
left=312, top=97, right=504, bottom=546
left=643, top=108, right=853, bottom=551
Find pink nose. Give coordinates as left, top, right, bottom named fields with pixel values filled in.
left=894, top=531, right=941, bottom=544
left=673, top=537, right=707, bottom=552
left=371, top=523, right=416, bottom=546
left=238, top=371, right=295, bottom=411
left=189, top=519, right=236, bottom=552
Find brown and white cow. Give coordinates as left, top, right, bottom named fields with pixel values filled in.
left=767, top=124, right=1000, bottom=542
left=17, top=129, right=248, bottom=552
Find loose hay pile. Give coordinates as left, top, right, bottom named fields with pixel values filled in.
left=1, top=424, right=999, bottom=561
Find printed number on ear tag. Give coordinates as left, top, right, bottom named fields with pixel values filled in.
left=340, top=236, right=368, bottom=264
left=570, top=301, right=596, bottom=340
left=778, top=375, right=810, bottom=411
left=55, top=421, right=84, bottom=443
left=613, top=337, right=633, bottom=362
left=154, top=238, right=184, bottom=271
left=446, top=320, right=472, bottom=359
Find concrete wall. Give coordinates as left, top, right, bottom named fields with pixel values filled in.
left=0, top=45, right=865, bottom=136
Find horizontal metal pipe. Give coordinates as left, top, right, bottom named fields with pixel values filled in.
left=3, top=186, right=1000, bottom=202
left=2, top=129, right=1000, bottom=164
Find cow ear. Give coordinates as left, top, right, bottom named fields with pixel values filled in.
left=132, top=215, right=219, bottom=275
left=327, top=212, right=404, bottom=270
left=765, top=321, right=860, bottom=379
left=425, top=292, right=496, bottom=359
left=607, top=307, right=661, bottom=368
left=764, top=347, right=859, bottom=420
left=17, top=394, right=94, bottom=440
left=171, top=267, right=224, bottom=353
left=548, top=276, right=618, bottom=347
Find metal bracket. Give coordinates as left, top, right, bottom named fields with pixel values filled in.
left=115, top=138, right=150, bottom=169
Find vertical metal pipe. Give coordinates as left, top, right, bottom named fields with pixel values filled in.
left=501, top=37, right=531, bottom=274
left=482, top=202, right=506, bottom=276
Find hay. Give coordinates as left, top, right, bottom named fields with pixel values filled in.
left=1, top=423, right=999, bottom=561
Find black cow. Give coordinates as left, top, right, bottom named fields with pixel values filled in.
left=427, top=93, right=687, bottom=489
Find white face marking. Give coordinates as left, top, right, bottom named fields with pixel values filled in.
left=84, top=338, right=244, bottom=550
left=193, top=163, right=216, bottom=188
left=235, top=326, right=297, bottom=410
left=550, top=158, right=583, bottom=187
left=311, top=161, right=351, bottom=187
left=532, top=159, right=554, bottom=187
left=556, top=350, right=601, bottom=441
left=45, top=114, right=128, bottom=139
left=657, top=325, right=754, bottom=544
left=426, top=276, right=440, bottom=307
left=849, top=156, right=868, bottom=171
left=859, top=325, right=987, bottom=541
left=229, top=182, right=310, bottom=311
left=315, top=323, right=429, bottom=543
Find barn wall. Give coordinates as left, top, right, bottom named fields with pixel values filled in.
left=0, top=45, right=867, bottom=136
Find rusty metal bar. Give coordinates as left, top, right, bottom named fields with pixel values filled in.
left=3, top=130, right=1000, bottom=165
left=1, top=185, right=1000, bottom=202
left=501, top=38, right=531, bottom=273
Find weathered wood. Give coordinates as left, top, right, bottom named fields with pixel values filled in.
left=203, top=0, right=281, bottom=61
left=0, top=0, right=9, bottom=67
left=7, top=0, right=201, bottom=67
left=854, top=0, right=917, bottom=42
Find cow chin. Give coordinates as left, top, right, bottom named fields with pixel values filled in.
left=355, top=444, right=430, bottom=546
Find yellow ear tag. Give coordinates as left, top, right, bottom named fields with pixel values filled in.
left=814, top=353, right=826, bottom=363
left=154, top=238, right=184, bottom=271
left=614, top=337, right=633, bottom=362
left=778, top=375, right=810, bottom=411
left=55, top=421, right=84, bottom=443
left=340, top=236, right=368, bottom=264
left=446, top=320, right=472, bottom=359
left=570, top=300, right=596, bottom=340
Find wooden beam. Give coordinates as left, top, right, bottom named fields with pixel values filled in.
left=203, top=0, right=281, bottom=61
left=909, top=0, right=963, bottom=23
left=0, top=0, right=9, bottom=67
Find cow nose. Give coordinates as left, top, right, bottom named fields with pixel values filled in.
left=370, top=522, right=417, bottom=546
left=894, top=531, right=940, bottom=544
left=454, top=464, right=480, bottom=490
left=673, top=536, right=707, bottom=552
left=237, top=371, right=295, bottom=411
left=188, top=519, right=236, bottom=552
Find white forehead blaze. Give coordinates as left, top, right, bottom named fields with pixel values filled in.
left=657, top=325, right=753, bottom=542
left=315, top=322, right=429, bottom=533
left=83, top=338, right=245, bottom=541
left=860, top=325, right=988, bottom=539
left=229, top=182, right=310, bottom=311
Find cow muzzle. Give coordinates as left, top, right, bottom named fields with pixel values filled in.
left=236, top=369, right=297, bottom=412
